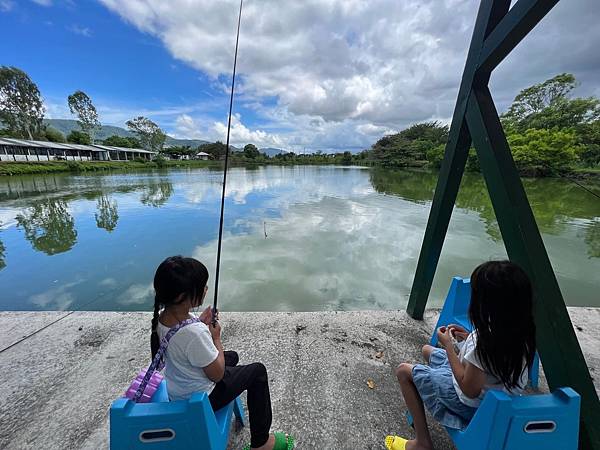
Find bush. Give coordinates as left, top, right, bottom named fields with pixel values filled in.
left=67, top=161, right=82, bottom=172
left=153, top=154, right=167, bottom=168
left=507, top=128, right=580, bottom=171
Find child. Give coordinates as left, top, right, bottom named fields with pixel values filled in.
left=386, top=260, right=536, bottom=450
left=151, top=256, right=294, bottom=450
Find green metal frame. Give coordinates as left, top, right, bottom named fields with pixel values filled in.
left=406, top=0, right=600, bottom=447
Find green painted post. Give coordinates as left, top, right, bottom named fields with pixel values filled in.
left=407, top=0, right=511, bottom=319
left=466, top=84, right=600, bottom=449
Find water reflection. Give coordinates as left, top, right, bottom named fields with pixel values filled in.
left=370, top=168, right=600, bottom=251
left=95, top=195, right=119, bottom=232
left=140, top=181, right=174, bottom=207
left=16, top=198, right=77, bottom=255
left=585, top=220, right=600, bottom=259
left=0, top=235, right=5, bottom=270
left=0, top=167, right=598, bottom=311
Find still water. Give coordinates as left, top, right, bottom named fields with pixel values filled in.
left=0, top=166, right=598, bottom=311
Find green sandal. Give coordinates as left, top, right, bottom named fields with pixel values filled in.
left=242, top=432, right=294, bottom=450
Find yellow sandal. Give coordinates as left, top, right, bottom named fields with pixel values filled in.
left=384, top=435, right=408, bottom=450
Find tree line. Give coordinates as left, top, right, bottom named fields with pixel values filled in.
left=367, top=73, right=600, bottom=175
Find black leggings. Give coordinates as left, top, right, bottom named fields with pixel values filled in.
left=209, top=351, right=272, bottom=448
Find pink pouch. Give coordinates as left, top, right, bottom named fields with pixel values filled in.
left=124, top=368, right=164, bottom=403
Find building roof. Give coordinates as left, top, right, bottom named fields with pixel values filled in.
left=0, top=138, right=157, bottom=154
left=196, top=151, right=211, bottom=156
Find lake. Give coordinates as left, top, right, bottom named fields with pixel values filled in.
left=0, top=166, right=598, bottom=311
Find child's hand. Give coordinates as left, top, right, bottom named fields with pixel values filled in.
left=447, top=324, right=469, bottom=342
left=199, top=306, right=212, bottom=325
left=437, top=326, right=453, bottom=349
left=209, top=320, right=222, bottom=342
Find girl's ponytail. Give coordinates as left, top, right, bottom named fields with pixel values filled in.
left=150, top=295, right=160, bottom=359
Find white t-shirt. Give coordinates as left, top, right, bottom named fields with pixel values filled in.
left=452, top=331, right=527, bottom=407
left=157, top=314, right=219, bottom=401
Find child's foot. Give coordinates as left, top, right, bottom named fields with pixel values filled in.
left=405, top=439, right=433, bottom=450
left=249, top=432, right=294, bottom=450
left=252, top=434, right=275, bottom=450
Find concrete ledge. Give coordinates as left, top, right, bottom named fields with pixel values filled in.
left=0, top=308, right=598, bottom=449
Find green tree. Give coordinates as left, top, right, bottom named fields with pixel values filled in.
left=126, top=116, right=166, bottom=153
left=199, top=141, right=227, bottom=159
left=0, top=66, right=45, bottom=139
left=243, top=143, right=260, bottom=159
left=102, top=135, right=141, bottom=148
left=507, top=128, right=580, bottom=172
left=16, top=199, right=77, bottom=255
left=576, top=121, right=600, bottom=167
left=67, top=90, right=100, bottom=143
left=45, top=127, right=66, bottom=143
left=502, top=73, right=599, bottom=132
left=371, top=121, right=448, bottom=167
left=162, top=145, right=195, bottom=158
left=341, top=151, right=353, bottom=165
left=67, top=130, right=91, bottom=145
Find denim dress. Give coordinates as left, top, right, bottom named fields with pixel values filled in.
left=412, top=348, right=478, bottom=430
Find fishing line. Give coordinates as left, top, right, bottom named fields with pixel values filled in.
left=213, top=0, right=244, bottom=324
left=0, top=290, right=109, bottom=355
left=535, top=161, right=600, bottom=201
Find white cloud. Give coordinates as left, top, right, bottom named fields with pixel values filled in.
left=174, top=114, right=205, bottom=140
left=91, top=0, right=600, bottom=150
left=31, top=0, right=52, bottom=5
left=68, top=25, right=93, bottom=37
left=212, top=114, right=285, bottom=148
left=0, top=0, right=14, bottom=12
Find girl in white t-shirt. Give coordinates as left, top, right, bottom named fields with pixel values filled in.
left=151, top=256, right=294, bottom=450
left=386, top=260, right=537, bottom=450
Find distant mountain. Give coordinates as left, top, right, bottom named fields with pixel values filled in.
left=44, top=119, right=209, bottom=148
left=260, top=147, right=289, bottom=157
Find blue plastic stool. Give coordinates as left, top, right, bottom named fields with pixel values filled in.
left=407, top=387, right=580, bottom=450
left=431, top=276, right=540, bottom=389
left=110, top=380, right=245, bottom=449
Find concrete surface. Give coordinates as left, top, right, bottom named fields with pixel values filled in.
left=0, top=308, right=598, bottom=450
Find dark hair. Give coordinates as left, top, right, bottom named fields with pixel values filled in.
left=468, top=260, right=536, bottom=390
left=151, top=256, right=209, bottom=359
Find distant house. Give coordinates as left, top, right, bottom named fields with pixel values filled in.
left=195, top=151, right=210, bottom=161
left=0, top=138, right=157, bottom=162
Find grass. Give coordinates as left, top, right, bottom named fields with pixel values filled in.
left=0, top=159, right=218, bottom=176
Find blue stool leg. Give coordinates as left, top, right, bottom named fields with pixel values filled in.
left=529, top=352, right=540, bottom=389
left=234, top=396, right=246, bottom=427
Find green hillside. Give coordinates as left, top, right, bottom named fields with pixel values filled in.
left=44, top=119, right=208, bottom=147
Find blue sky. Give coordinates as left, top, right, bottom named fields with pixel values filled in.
left=1, top=0, right=599, bottom=151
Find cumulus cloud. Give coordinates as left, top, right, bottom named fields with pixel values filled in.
left=97, top=0, right=600, bottom=149
left=212, top=114, right=285, bottom=148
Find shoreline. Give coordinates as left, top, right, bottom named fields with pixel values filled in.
left=1, top=308, right=598, bottom=449
left=1, top=160, right=599, bottom=181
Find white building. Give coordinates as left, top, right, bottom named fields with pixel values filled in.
left=195, top=151, right=211, bottom=160
left=0, top=138, right=156, bottom=162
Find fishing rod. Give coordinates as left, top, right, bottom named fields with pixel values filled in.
left=213, top=0, right=244, bottom=325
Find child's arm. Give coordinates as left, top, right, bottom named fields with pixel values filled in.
left=437, top=327, right=486, bottom=399
left=203, top=321, right=225, bottom=382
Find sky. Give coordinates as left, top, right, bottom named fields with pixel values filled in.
left=1, top=0, right=599, bottom=152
